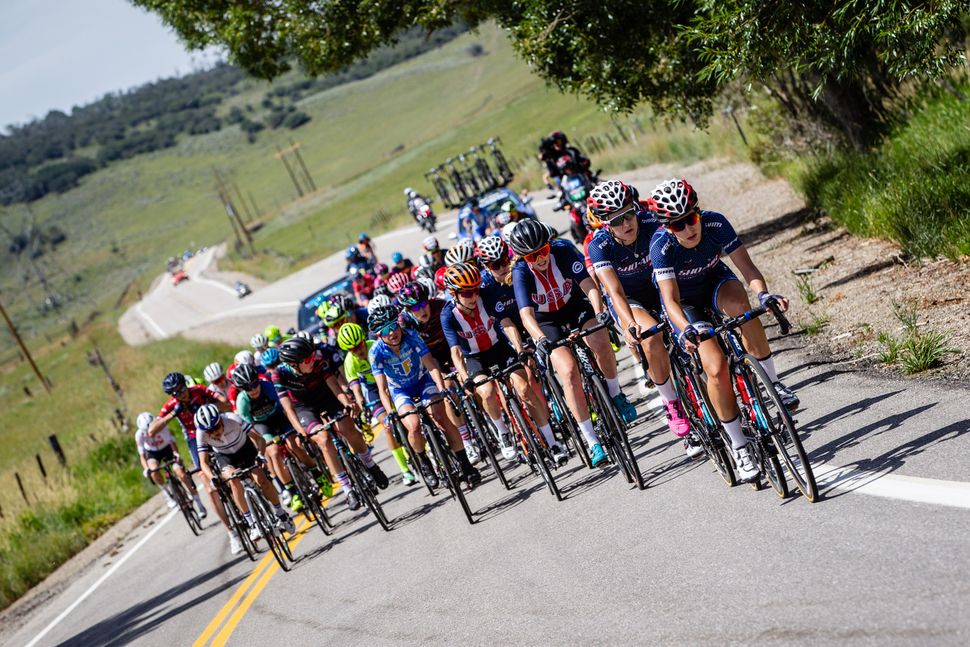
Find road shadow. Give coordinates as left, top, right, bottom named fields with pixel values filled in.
left=819, top=258, right=896, bottom=290
left=55, top=559, right=248, bottom=647
left=738, top=207, right=815, bottom=248
left=799, top=390, right=905, bottom=440
left=642, top=454, right=705, bottom=488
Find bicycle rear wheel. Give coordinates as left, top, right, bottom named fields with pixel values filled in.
left=543, top=369, right=592, bottom=469
left=287, top=458, right=332, bottom=536
left=589, top=374, right=641, bottom=486
left=742, top=356, right=818, bottom=502
left=424, top=423, right=474, bottom=525
left=672, top=357, right=737, bottom=486
left=461, top=397, right=511, bottom=490
left=507, top=395, right=561, bottom=500
left=344, top=452, right=392, bottom=531
left=170, top=477, right=203, bottom=535
left=220, top=487, right=258, bottom=560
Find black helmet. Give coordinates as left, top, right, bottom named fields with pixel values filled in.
left=162, top=372, right=186, bottom=395
left=397, top=281, right=430, bottom=307
left=368, top=305, right=400, bottom=333
left=508, top=219, right=552, bottom=256
left=278, top=337, right=315, bottom=366
left=231, top=363, right=259, bottom=390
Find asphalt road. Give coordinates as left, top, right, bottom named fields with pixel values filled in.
left=15, top=171, right=966, bottom=646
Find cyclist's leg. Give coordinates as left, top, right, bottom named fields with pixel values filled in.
left=145, top=457, right=165, bottom=487
left=170, top=460, right=199, bottom=496
left=509, top=367, right=558, bottom=449
left=186, top=434, right=200, bottom=470
left=296, top=404, right=342, bottom=476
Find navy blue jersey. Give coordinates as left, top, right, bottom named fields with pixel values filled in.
left=650, top=210, right=742, bottom=298
left=441, top=298, right=505, bottom=355
left=481, top=270, right=520, bottom=327
left=587, top=211, right=661, bottom=295
left=512, top=239, right=589, bottom=314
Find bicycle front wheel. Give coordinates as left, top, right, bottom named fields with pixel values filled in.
left=589, top=374, right=642, bottom=487
left=344, top=452, right=392, bottom=531
left=287, top=458, right=332, bottom=536
left=170, top=477, right=202, bottom=536
left=672, top=357, right=737, bottom=487
left=742, top=356, right=818, bottom=502
left=424, top=423, right=474, bottom=525
left=461, top=396, right=511, bottom=491
left=543, top=369, right=591, bottom=469
left=245, top=489, right=291, bottom=571
left=507, top=395, right=561, bottom=501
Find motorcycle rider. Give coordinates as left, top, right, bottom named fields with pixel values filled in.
left=405, top=188, right=434, bottom=227
left=538, top=131, right=593, bottom=188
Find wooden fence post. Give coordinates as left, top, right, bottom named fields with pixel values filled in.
left=49, top=434, right=67, bottom=466
left=15, top=472, right=28, bottom=504
left=35, top=454, right=47, bottom=480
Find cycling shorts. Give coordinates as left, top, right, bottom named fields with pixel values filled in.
left=144, top=446, right=175, bottom=465
left=464, top=339, right=517, bottom=379
left=535, top=296, right=596, bottom=344
left=212, top=439, right=260, bottom=471
left=664, top=263, right=740, bottom=342
left=253, top=409, right=294, bottom=441
left=292, top=392, right=343, bottom=434
left=360, top=383, right=387, bottom=422
left=390, top=375, right=439, bottom=411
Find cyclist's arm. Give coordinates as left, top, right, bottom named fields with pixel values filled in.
left=147, top=412, right=174, bottom=437
left=726, top=245, right=768, bottom=297
left=247, top=427, right=267, bottom=452
left=656, top=278, right=691, bottom=334
left=374, top=373, right=394, bottom=419
left=198, top=448, right=215, bottom=482
left=278, top=393, right=307, bottom=435
left=349, top=381, right=366, bottom=409
left=519, top=306, right=545, bottom=343
left=421, top=354, right=446, bottom=392
left=596, top=267, right=636, bottom=331
left=325, top=373, right=355, bottom=410
left=500, top=318, right=526, bottom=353
left=579, top=276, right=605, bottom=314
left=450, top=346, right=469, bottom=384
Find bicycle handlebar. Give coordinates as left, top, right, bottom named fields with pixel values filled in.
left=395, top=394, right=448, bottom=421
left=549, top=320, right=610, bottom=350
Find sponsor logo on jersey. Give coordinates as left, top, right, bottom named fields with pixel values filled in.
left=572, top=261, right=584, bottom=274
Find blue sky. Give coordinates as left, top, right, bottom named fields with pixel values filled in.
left=0, top=0, right=221, bottom=129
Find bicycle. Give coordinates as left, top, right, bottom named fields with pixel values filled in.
left=226, top=463, right=295, bottom=571
left=211, top=473, right=259, bottom=561
left=444, top=158, right=470, bottom=201
left=470, top=362, right=564, bottom=501
left=457, top=154, right=483, bottom=197
left=443, top=370, right=512, bottom=491
left=486, top=137, right=514, bottom=185
left=425, top=168, right=457, bottom=209
left=151, top=459, right=203, bottom=536
left=695, top=302, right=818, bottom=502
left=468, top=146, right=498, bottom=191
left=633, top=319, right=737, bottom=487
left=318, top=411, right=392, bottom=531
left=548, top=322, right=646, bottom=489
left=397, top=396, right=475, bottom=525
left=528, top=340, right=591, bottom=469
left=270, top=429, right=333, bottom=536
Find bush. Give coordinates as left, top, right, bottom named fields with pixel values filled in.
left=283, top=111, right=311, bottom=129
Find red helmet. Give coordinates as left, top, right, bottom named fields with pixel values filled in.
left=647, top=178, right=699, bottom=222
left=434, top=266, right=448, bottom=291
left=387, top=272, right=409, bottom=294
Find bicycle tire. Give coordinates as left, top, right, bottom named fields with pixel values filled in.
left=543, top=368, right=592, bottom=469
left=491, top=149, right=513, bottom=183
left=460, top=395, right=511, bottom=491
left=287, top=458, right=332, bottom=536
left=671, top=356, right=737, bottom=486
left=398, top=421, right=437, bottom=496
left=220, top=486, right=258, bottom=560
left=170, top=476, right=202, bottom=535
left=339, top=442, right=391, bottom=531
left=733, top=366, right=789, bottom=498
left=742, top=356, right=818, bottom=502
left=424, top=422, right=474, bottom=525
left=507, top=394, right=561, bottom=500
left=590, top=373, right=645, bottom=489
left=588, top=374, right=634, bottom=482
left=245, top=489, right=290, bottom=571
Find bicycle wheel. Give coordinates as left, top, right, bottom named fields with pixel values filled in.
left=507, top=395, right=561, bottom=500
left=400, top=426, right=437, bottom=496
left=245, top=489, right=290, bottom=571
left=588, top=374, right=639, bottom=484
left=287, top=458, right=332, bottom=536
left=424, top=423, right=474, bottom=525
left=461, top=396, right=511, bottom=490
left=742, top=356, right=818, bottom=502
left=543, top=369, right=592, bottom=469
left=170, top=476, right=202, bottom=535
left=220, top=487, right=258, bottom=560
left=344, top=452, right=392, bottom=531
left=672, top=357, right=737, bottom=487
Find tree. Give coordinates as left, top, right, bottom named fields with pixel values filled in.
left=131, top=0, right=967, bottom=148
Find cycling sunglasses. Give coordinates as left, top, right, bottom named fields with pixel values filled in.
left=605, top=205, right=637, bottom=227
left=486, top=257, right=510, bottom=271
left=407, top=300, right=428, bottom=312
left=523, top=243, right=551, bottom=263
left=665, top=211, right=699, bottom=232
left=455, top=287, right=480, bottom=299
left=378, top=321, right=400, bottom=336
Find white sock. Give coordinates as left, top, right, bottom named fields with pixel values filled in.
left=720, top=416, right=747, bottom=450
left=633, top=363, right=645, bottom=380
left=578, top=418, right=599, bottom=448
left=606, top=377, right=621, bottom=398
left=488, top=415, right=510, bottom=437
left=757, top=354, right=779, bottom=384
left=654, top=377, right=677, bottom=404
left=273, top=503, right=285, bottom=516
left=458, top=424, right=471, bottom=442
left=538, top=423, right=556, bottom=447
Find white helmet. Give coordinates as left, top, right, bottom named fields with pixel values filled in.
left=404, top=187, right=414, bottom=196
left=444, top=239, right=476, bottom=266
left=203, top=362, right=224, bottom=383
left=367, top=294, right=392, bottom=314
left=234, top=350, right=255, bottom=366
left=250, top=333, right=268, bottom=349
left=417, top=276, right=437, bottom=297
left=136, top=412, right=154, bottom=431
left=194, top=404, right=221, bottom=431
left=422, top=236, right=440, bottom=252
left=501, top=222, right=518, bottom=244
left=295, top=330, right=313, bottom=342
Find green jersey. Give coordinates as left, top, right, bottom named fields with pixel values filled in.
left=344, top=340, right=377, bottom=386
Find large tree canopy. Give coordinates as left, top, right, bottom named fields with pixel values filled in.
left=133, top=0, right=967, bottom=147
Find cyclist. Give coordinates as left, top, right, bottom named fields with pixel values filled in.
left=346, top=246, right=372, bottom=274
left=368, top=306, right=481, bottom=488
left=397, top=281, right=477, bottom=462
left=317, top=294, right=368, bottom=341
left=586, top=181, right=693, bottom=446
left=477, top=235, right=518, bottom=327
left=357, top=232, right=378, bottom=265
left=194, top=404, right=296, bottom=537
left=373, top=263, right=391, bottom=289
left=390, top=252, right=413, bottom=274
left=444, top=238, right=477, bottom=268
left=338, top=323, right=417, bottom=486
left=274, top=337, right=388, bottom=510
left=351, top=268, right=376, bottom=305
left=232, top=363, right=322, bottom=511
left=458, top=199, right=491, bottom=241
left=250, top=333, right=269, bottom=365
left=405, top=188, right=432, bottom=226
left=386, top=272, right=410, bottom=296
left=203, top=362, right=230, bottom=400
left=442, top=264, right=566, bottom=465
left=422, top=236, right=446, bottom=269
left=264, top=325, right=285, bottom=348
left=136, top=412, right=207, bottom=514
left=648, top=178, right=798, bottom=482
left=508, top=219, right=637, bottom=468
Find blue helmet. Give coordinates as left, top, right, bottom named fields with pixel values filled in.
left=162, top=372, right=186, bottom=395
left=261, top=347, right=280, bottom=368
left=345, top=246, right=361, bottom=260
left=391, top=251, right=404, bottom=264
left=358, top=232, right=369, bottom=242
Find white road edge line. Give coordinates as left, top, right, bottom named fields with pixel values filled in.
left=192, top=275, right=239, bottom=297
left=24, top=510, right=177, bottom=647
left=816, top=465, right=970, bottom=509
left=135, top=303, right=167, bottom=339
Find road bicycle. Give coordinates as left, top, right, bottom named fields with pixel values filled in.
left=444, top=370, right=512, bottom=491
left=468, top=145, right=498, bottom=192
left=486, top=137, right=514, bottom=185
left=226, top=463, right=295, bottom=571
left=397, top=395, right=475, bottom=525
left=425, top=167, right=458, bottom=209
left=151, top=459, right=203, bottom=535
left=270, top=429, right=333, bottom=536
left=211, top=472, right=259, bottom=561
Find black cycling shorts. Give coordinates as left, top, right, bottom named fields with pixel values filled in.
left=535, top=296, right=596, bottom=344
left=212, top=439, right=260, bottom=471
left=464, top=339, right=517, bottom=380
left=253, top=409, right=294, bottom=441
left=144, top=446, right=175, bottom=464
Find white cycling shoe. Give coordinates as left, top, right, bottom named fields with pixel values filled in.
left=464, top=441, right=481, bottom=465
left=228, top=531, right=244, bottom=555
left=733, top=444, right=761, bottom=483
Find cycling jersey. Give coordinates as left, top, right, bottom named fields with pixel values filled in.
left=135, top=427, right=175, bottom=454
left=369, top=329, right=430, bottom=389
left=158, top=385, right=220, bottom=438
left=512, top=239, right=589, bottom=314
left=587, top=211, right=662, bottom=295
left=196, top=412, right=252, bottom=455
left=235, top=379, right=282, bottom=423
left=400, top=299, right=451, bottom=369
left=344, top=341, right=377, bottom=387
left=481, top=271, right=520, bottom=327
left=440, top=299, right=504, bottom=355
left=650, top=210, right=742, bottom=299
left=271, top=346, right=341, bottom=406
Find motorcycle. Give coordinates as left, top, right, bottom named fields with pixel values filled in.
left=411, top=199, right=437, bottom=233
left=556, top=171, right=594, bottom=244
left=235, top=281, right=252, bottom=298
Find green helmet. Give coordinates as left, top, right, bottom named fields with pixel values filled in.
left=316, top=301, right=346, bottom=327
left=264, top=325, right=282, bottom=344
left=337, top=323, right=366, bottom=351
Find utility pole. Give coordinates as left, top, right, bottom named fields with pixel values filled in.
left=289, top=138, right=317, bottom=192
left=231, top=180, right=255, bottom=223
left=213, top=170, right=254, bottom=253
left=275, top=145, right=305, bottom=198
left=87, top=344, right=127, bottom=422
left=0, top=296, right=52, bottom=394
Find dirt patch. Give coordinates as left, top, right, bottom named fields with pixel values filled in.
left=616, top=160, right=970, bottom=383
